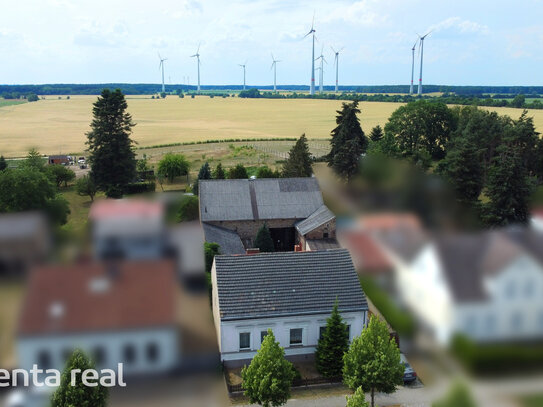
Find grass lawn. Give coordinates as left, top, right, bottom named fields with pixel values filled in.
left=60, top=185, right=101, bottom=237
left=521, top=394, right=543, bottom=407
left=0, top=281, right=25, bottom=369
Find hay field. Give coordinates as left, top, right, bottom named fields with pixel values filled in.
left=0, top=95, right=402, bottom=157
left=1, top=95, right=542, bottom=157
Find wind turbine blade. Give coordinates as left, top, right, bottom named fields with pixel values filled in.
left=197, top=42, right=200, bottom=53
left=158, top=52, right=162, bottom=60
left=271, top=53, right=275, bottom=61
left=331, top=46, right=336, bottom=54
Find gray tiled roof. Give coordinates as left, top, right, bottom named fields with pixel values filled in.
left=214, top=249, right=368, bottom=321
left=199, top=178, right=324, bottom=222
left=202, top=223, right=245, bottom=255
left=295, top=205, right=335, bottom=235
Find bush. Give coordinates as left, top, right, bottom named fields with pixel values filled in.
left=451, top=334, right=543, bottom=374
left=176, top=195, right=199, bottom=222
left=123, top=182, right=155, bottom=195
left=359, top=277, right=415, bottom=337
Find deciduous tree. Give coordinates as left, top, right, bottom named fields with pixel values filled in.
left=241, top=329, right=295, bottom=407
left=0, top=155, right=7, bottom=171
left=343, top=315, right=403, bottom=407
left=51, top=349, right=108, bottom=407
left=346, top=387, right=369, bottom=407
left=228, top=164, right=248, bottom=179
left=157, top=153, right=190, bottom=183
left=75, top=175, right=97, bottom=202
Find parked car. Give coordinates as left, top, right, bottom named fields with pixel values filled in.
left=400, top=353, right=417, bottom=384
left=78, top=157, right=86, bottom=164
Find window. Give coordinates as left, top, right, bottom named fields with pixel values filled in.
left=260, top=330, right=269, bottom=344
left=289, top=328, right=303, bottom=346
left=239, top=332, right=251, bottom=350
left=146, top=343, right=159, bottom=363
left=93, top=347, right=106, bottom=366
left=37, top=350, right=52, bottom=369
left=319, top=326, right=326, bottom=340
left=346, top=325, right=351, bottom=340
left=123, top=344, right=136, bottom=364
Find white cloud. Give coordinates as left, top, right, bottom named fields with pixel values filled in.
left=429, top=17, right=489, bottom=35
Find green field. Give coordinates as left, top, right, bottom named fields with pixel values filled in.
left=0, top=99, right=27, bottom=108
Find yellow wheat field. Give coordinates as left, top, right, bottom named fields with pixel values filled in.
left=1, top=95, right=542, bottom=157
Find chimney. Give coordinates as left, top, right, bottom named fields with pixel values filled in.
left=294, top=244, right=303, bottom=252
left=246, top=248, right=260, bottom=255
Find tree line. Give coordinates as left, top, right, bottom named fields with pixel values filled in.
left=326, top=99, right=543, bottom=228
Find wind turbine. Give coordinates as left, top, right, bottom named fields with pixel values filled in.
left=315, top=46, right=326, bottom=94
left=417, top=31, right=431, bottom=96
left=190, top=44, right=201, bottom=92
left=331, top=46, right=343, bottom=93
left=271, top=53, right=281, bottom=93
left=239, top=61, right=247, bottom=90
left=409, top=39, right=418, bottom=95
left=303, top=15, right=316, bottom=95
left=158, top=53, right=167, bottom=93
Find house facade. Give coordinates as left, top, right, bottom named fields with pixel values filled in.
left=17, top=260, right=180, bottom=375
left=380, top=228, right=543, bottom=344
left=211, top=249, right=368, bottom=367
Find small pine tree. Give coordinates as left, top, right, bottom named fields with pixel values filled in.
left=213, top=162, right=226, bottom=179
left=343, top=315, right=404, bottom=407
left=282, top=134, right=313, bottom=177
left=254, top=224, right=275, bottom=252
left=241, top=329, right=295, bottom=407
left=315, top=299, right=350, bottom=378
left=51, top=349, right=108, bottom=407
left=193, top=162, right=212, bottom=195
left=0, top=155, right=7, bottom=171
left=346, top=386, right=369, bottom=407
left=369, top=125, right=384, bottom=142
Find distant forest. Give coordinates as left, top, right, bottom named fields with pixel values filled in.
left=1, top=83, right=543, bottom=96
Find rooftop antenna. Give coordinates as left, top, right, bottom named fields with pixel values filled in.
left=238, top=60, right=247, bottom=90
left=158, top=53, right=167, bottom=93
left=417, top=31, right=431, bottom=96
left=271, top=53, right=281, bottom=93
left=315, top=45, right=327, bottom=94
left=190, top=43, right=201, bottom=92
left=331, top=46, right=343, bottom=93
left=303, top=13, right=316, bottom=95
left=409, top=39, right=418, bottom=95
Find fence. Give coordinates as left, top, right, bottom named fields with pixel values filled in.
left=226, top=376, right=343, bottom=394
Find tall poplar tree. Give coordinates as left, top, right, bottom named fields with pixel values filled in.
left=86, top=89, right=136, bottom=198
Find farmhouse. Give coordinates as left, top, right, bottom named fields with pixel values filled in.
left=211, top=249, right=368, bottom=367
left=47, top=155, right=70, bottom=165
left=17, top=260, right=179, bottom=375
left=199, top=178, right=336, bottom=251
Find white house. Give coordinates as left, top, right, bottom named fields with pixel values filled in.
left=89, top=199, right=166, bottom=260
left=17, top=260, right=179, bottom=375
left=211, top=249, right=368, bottom=367
left=377, top=226, right=543, bottom=345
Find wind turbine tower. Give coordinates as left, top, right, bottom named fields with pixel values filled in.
left=239, top=61, right=247, bottom=90
left=417, top=32, right=431, bottom=96
left=158, top=53, right=167, bottom=93
left=331, top=46, right=343, bottom=93
left=304, top=16, right=316, bottom=95
left=409, top=39, right=418, bottom=95
left=315, top=46, right=326, bottom=94
left=191, top=44, right=201, bottom=92
left=271, top=54, right=281, bottom=93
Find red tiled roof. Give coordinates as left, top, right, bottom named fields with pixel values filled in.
left=339, top=230, right=392, bottom=272
left=89, top=199, right=163, bottom=220
left=19, top=260, right=176, bottom=336
left=359, top=213, right=421, bottom=232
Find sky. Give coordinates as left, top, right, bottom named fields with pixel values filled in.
left=1, top=0, right=542, bottom=86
